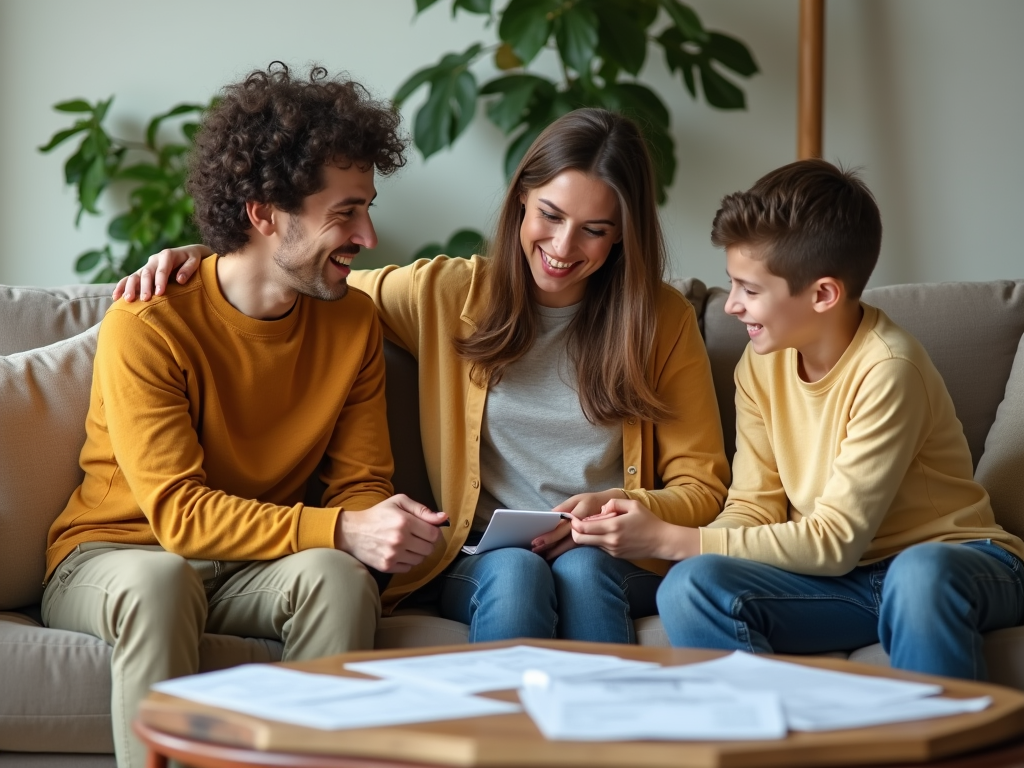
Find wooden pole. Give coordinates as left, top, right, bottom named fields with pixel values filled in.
left=797, top=0, right=825, bottom=159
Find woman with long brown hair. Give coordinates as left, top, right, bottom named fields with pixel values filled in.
left=115, top=107, right=729, bottom=643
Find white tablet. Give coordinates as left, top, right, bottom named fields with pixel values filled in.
left=461, top=509, right=568, bottom=555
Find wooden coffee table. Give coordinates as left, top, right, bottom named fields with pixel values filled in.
left=135, top=640, right=1024, bottom=768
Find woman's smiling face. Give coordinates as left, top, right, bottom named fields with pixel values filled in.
left=519, top=170, right=623, bottom=308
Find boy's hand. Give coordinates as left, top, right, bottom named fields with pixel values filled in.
left=571, top=498, right=700, bottom=561
left=531, top=489, right=629, bottom=560
left=113, top=244, right=211, bottom=302
left=336, top=494, right=447, bottom=573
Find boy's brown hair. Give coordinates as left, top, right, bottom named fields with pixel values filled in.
left=711, top=159, right=882, bottom=298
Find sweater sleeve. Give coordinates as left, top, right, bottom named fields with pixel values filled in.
left=704, top=349, right=790, bottom=533
left=621, top=298, right=729, bottom=526
left=347, top=263, right=424, bottom=355
left=321, top=311, right=395, bottom=510
left=700, top=358, right=933, bottom=575
left=97, top=310, right=339, bottom=559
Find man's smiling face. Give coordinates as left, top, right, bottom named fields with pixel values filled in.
left=272, top=162, right=378, bottom=302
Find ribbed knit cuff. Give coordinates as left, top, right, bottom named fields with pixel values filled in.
left=699, top=526, right=727, bottom=556
left=297, top=506, right=342, bottom=550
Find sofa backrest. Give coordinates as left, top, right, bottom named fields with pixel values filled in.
left=697, top=280, right=1024, bottom=467
left=2, top=278, right=1022, bottom=610
left=0, top=285, right=115, bottom=355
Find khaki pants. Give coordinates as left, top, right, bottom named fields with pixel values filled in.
left=42, top=544, right=380, bottom=768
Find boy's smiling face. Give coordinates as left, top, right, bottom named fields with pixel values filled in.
left=724, top=244, right=819, bottom=355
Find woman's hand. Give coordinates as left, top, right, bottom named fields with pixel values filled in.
left=530, top=519, right=574, bottom=560
left=531, top=489, right=628, bottom=560
left=113, top=244, right=212, bottom=302
left=570, top=497, right=700, bottom=561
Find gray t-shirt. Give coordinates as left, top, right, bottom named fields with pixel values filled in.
left=474, top=303, right=624, bottom=530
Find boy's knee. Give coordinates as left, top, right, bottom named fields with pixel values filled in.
left=885, top=543, right=960, bottom=596
left=662, top=554, right=734, bottom=592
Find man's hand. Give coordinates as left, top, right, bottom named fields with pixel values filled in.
left=336, top=494, right=448, bottom=573
left=570, top=498, right=700, bottom=561
left=113, top=244, right=211, bottom=302
left=530, top=489, right=629, bottom=560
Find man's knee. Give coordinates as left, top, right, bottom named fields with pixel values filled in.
left=115, top=552, right=206, bottom=630
left=285, top=548, right=378, bottom=603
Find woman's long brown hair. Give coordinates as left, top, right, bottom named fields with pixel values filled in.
left=454, top=108, right=670, bottom=425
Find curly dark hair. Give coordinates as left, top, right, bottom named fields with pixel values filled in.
left=187, top=62, right=407, bottom=254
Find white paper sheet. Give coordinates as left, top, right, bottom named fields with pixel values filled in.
left=622, top=652, right=944, bottom=707
left=151, top=664, right=520, bottom=730
left=344, top=645, right=658, bottom=694
left=786, top=694, right=993, bottom=731
left=585, top=652, right=990, bottom=732
left=518, top=672, right=787, bottom=741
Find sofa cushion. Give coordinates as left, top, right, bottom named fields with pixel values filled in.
left=863, top=281, right=1024, bottom=468
left=975, top=330, right=1024, bottom=539
left=0, top=327, right=100, bottom=610
left=0, top=612, right=112, bottom=753
left=0, top=285, right=113, bottom=356
left=0, top=611, right=283, bottom=754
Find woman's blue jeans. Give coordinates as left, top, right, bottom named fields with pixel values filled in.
left=656, top=541, right=1024, bottom=680
left=426, top=546, right=661, bottom=643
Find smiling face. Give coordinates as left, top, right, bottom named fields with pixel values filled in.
left=272, top=163, right=378, bottom=302
left=724, top=244, right=819, bottom=355
left=519, top=170, right=623, bottom=308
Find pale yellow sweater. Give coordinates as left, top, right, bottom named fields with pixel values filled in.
left=46, top=256, right=394, bottom=579
left=701, top=304, right=1024, bottom=573
left=350, top=256, right=730, bottom=611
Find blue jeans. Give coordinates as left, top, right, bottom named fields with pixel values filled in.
left=656, top=541, right=1024, bottom=680
left=432, top=546, right=661, bottom=643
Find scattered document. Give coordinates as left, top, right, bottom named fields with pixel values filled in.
left=786, top=694, right=992, bottom=731
left=345, top=645, right=658, bottom=695
left=151, top=664, right=519, bottom=730
left=519, top=671, right=787, bottom=741
left=639, top=652, right=945, bottom=709
left=575, top=652, right=991, bottom=734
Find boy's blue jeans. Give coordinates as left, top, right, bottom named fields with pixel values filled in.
left=656, top=541, right=1024, bottom=680
left=428, top=546, right=661, bottom=643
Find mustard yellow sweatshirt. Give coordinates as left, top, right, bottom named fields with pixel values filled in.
left=350, top=256, right=730, bottom=611
left=701, top=304, right=1024, bottom=573
left=46, top=256, right=394, bottom=579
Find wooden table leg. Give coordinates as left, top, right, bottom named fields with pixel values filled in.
left=146, top=746, right=169, bottom=768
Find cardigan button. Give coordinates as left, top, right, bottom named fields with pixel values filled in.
left=627, top=417, right=636, bottom=425
left=471, top=479, right=479, bottom=488
left=462, top=519, right=470, bottom=527
left=627, top=466, right=637, bottom=475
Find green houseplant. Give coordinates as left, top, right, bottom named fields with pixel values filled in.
left=39, top=98, right=210, bottom=283
left=396, top=0, right=759, bottom=255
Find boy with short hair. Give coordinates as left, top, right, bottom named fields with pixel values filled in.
left=654, top=159, right=1024, bottom=680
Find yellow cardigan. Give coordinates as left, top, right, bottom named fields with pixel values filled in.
left=349, top=256, right=729, bottom=612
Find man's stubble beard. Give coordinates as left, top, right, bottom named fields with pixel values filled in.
left=272, top=218, right=349, bottom=302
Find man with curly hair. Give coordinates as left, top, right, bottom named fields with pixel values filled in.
left=41, top=64, right=446, bottom=768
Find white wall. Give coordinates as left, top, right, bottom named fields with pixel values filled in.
left=1, top=0, right=1021, bottom=289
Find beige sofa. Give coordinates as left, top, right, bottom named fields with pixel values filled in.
left=2, top=277, right=1023, bottom=766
